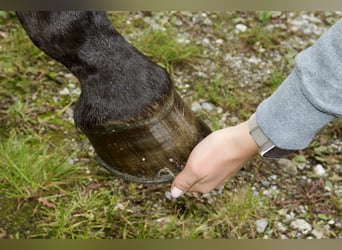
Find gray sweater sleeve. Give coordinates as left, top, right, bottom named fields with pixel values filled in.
left=256, top=19, right=342, bottom=150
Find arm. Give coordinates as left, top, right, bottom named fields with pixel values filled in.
left=171, top=18, right=342, bottom=198
left=257, top=19, right=342, bottom=150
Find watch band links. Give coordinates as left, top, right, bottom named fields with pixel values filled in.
left=248, top=113, right=293, bottom=158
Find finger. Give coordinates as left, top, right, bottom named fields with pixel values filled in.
left=170, top=167, right=203, bottom=198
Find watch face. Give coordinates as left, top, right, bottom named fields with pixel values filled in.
left=261, top=146, right=294, bottom=158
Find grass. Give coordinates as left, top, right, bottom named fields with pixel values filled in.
left=195, top=75, right=240, bottom=108
left=0, top=11, right=341, bottom=239
left=268, top=70, right=286, bottom=92
left=133, top=26, right=203, bottom=73
left=0, top=132, right=79, bottom=199
left=0, top=12, right=269, bottom=239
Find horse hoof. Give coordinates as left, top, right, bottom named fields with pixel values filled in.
left=83, top=91, right=211, bottom=184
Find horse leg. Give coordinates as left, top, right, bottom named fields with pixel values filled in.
left=16, top=11, right=211, bottom=184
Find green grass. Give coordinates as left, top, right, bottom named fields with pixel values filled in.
left=0, top=11, right=341, bottom=239
left=0, top=132, right=80, bottom=199
left=268, top=70, right=286, bottom=92
left=133, top=27, right=203, bottom=73
left=206, top=188, right=270, bottom=238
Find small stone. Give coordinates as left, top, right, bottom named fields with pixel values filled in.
left=71, top=88, right=81, bottom=96
left=65, top=73, right=74, bottom=78
left=284, top=213, right=294, bottom=223
left=261, top=180, right=270, bottom=187
left=278, top=158, right=298, bottom=176
left=290, top=219, right=312, bottom=235
left=271, top=11, right=282, bottom=18
left=269, top=175, right=277, bottom=180
left=275, top=222, right=287, bottom=232
left=313, top=164, right=326, bottom=176
left=191, top=102, right=202, bottom=112
left=248, top=56, right=260, bottom=64
left=216, top=38, right=224, bottom=45
left=114, top=203, right=125, bottom=211
left=328, top=219, right=335, bottom=225
left=280, top=234, right=288, bottom=239
left=201, top=102, right=214, bottom=111
left=156, top=216, right=173, bottom=224
left=305, top=15, right=322, bottom=23
left=235, top=24, right=247, bottom=32
left=59, top=87, right=70, bottom=96
left=311, top=229, right=324, bottom=239
left=203, top=17, right=212, bottom=26
left=255, top=218, right=268, bottom=233
left=297, top=163, right=306, bottom=170
left=165, top=191, right=172, bottom=200
left=278, top=208, right=288, bottom=216
left=202, top=38, right=210, bottom=46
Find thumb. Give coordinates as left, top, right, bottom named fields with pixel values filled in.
left=170, top=167, right=201, bottom=198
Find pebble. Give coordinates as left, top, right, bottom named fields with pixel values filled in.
left=328, top=219, right=335, bottom=225
left=284, top=213, right=295, bottom=223
left=278, top=158, right=298, bottom=176
left=311, top=229, right=324, bottom=239
left=297, top=163, right=306, bottom=170
left=71, top=88, right=81, bottom=96
left=278, top=208, right=288, bottom=216
left=261, top=180, right=270, bottom=187
left=313, top=164, right=326, bottom=176
left=201, top=102, right=215, bottom=111
left=255, top=218, right=268, bottom=233
left=235, top=24, right=247, bottom=32
left=275, top=222, right=287, bottom=232
left=248, top=56, right=261, bottom=64
left=59, top=87, right=70, bottom=96
left=280, top=234, right=288, bottom=239
left=202, top=38, right=210, bottom=46
left=269, top=175, right=277, bottom=181
left=114, top=203, right=125, bottom=211
left=215, top=38, right=224, bottom=45
left=290, top=219, right=312, bottom=234
left=303, top=14, right=322, bottom=24
left=191, top=102, right=202, bottom=112
left=156, top=216, right=173, bottom=224
left=262, top=186, right=279, bottom=198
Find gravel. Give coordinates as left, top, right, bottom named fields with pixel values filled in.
left=290, top=219, right=312, bottom=235
left=173, top=11, right=342, bottom=239
left=72, top=11, right=342, bottom=239
left=255, top=219, right=269, bottom=233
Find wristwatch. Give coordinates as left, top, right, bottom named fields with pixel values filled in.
left=248, top=113, right=293, bottom=158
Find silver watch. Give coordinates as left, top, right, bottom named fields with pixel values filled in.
left=248, top=113, right=293, bottom=158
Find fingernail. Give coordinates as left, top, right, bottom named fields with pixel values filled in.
left=171, top=187, right=184, bottom=198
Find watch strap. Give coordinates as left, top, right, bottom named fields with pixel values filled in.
left=248, top=113, right=270, bottom=148
left=248, top=113, right=293, bottom=158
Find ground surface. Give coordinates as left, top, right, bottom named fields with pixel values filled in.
left=0, top=11, right=341, bottom=239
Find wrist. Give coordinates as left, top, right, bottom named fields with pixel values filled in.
left=248, top=113, right=294, bottom=158
left=238, top=120, right=259, bottom=157
left=220, top=121, right=258, bottom=159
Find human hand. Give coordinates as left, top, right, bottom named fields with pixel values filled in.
left=170, top=120, right=259, bottom=198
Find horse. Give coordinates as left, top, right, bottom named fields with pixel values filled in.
left=15, top=11, right=211, bottom=184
